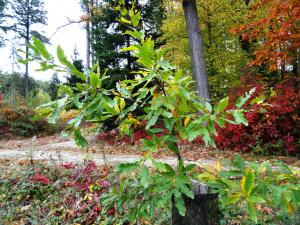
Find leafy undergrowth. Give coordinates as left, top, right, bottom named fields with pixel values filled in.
left=199, top=156, right=300, bottom=225
left=0, top=157, right=299, bottom=225
left=0, top=162, right=115, bottom=224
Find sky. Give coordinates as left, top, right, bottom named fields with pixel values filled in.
left=0, top=0, right=87, bottom=81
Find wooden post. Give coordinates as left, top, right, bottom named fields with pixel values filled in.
left=172, top=181, right=220, bottom=225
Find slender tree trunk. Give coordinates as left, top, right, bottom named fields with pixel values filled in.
left=90, top=0, right=95, bottom=64
left=182, top=0, right=210, bottom=101
left=124, top=0, right=132, bottom=79
left=240, top=0, right=251, bottom=53
left=24, top=0, right=30, bottom=99
left=291, top=50, right=299, bottom=75
left=85, top=0, right=91, bottom=83
left=206, top=12, right=216, bottom=77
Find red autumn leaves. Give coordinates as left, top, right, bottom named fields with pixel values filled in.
left=33, top=173, right=50, bottom=185
left=231, top=0, right=300, bottom=71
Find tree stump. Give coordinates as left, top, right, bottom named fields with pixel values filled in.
left=172, top=181, right=220, bottom=225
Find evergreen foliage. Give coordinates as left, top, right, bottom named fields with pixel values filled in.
left=10, top=0, right=48, bottom=42
left=90, top=0, right=164, bottom=87
left=66, top=48, right=85, bottom=88
left=0, top=0, right=8, bottom=47
left=48, top=74, right=60, bottom=101
left=9, top=0, right=48, bottom=98
left=0, top=71, right=53, bottom=106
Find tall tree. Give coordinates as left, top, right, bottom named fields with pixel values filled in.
left=48, top=73, right=60, bottom=100
left=66, top=48, right=85, bottom=87
left=232, top=0, right=300, bottom=76
left=161, top=0, right=249, bottom=101
left=0, top=0, right=9, bottom=47
left=81, top=0, right=92, bottom=71
left=10, top=0, right=47, bottom=99
left=182, top=0, right=209, bottom=101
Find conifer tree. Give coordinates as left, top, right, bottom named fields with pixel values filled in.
left=48, top=73, right=60, bottom=101
left=90, top=0, right=164, bottom=87
left=66, top=48, right=85, bottom=88
left=0, top=0, right=9, bottom=47
left=10, top=0, right=48, bottom=99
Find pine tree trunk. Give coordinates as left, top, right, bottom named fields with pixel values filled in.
left=182, top=0, right=210, bottom=102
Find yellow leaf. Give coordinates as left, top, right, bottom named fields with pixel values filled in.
left=89, top=184, right=94, bottom=192
left=288, top=203, right=294, bottom=214
left=241, top=169, right=254, bottom=197
left=114, top=104, right=120, bottom=112
left=241, top=176, right=246, bottom=196
left=206, top=165, right=216, bottom=174
left=184, top=116, right=190, bottom=127
left=120, top=98, right=126, bottom=111
left=217, top=160, right=222, bottom=172
left=153, top=90, right=159, bottom=99
left=128, top=113, right=135, bottom=121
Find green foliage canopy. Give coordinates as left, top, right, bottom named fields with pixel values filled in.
left=161, top=0, right=251, bottom=101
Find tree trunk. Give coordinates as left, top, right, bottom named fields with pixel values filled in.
left=293, top=48, right=300, bottom=76
left=206, top=12, right=216, bottom=77
left=24, top=0, right=30, bottom=99
left=240, top=0, right=251, bottom=53
left=172, top=181, right=220, bottom=225
left=182, top=0, right=210, bottom=102
left=85, top=0, right=91, bottom=83
left=90, top=0, right=95, bottom=64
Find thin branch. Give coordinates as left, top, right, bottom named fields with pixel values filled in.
left=49, top=19, right=84, bottom=40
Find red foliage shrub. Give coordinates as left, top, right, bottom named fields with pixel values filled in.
left=61, top=162, right=76, bottom=169
left=33, top=173, right=50, bottom=185
left=215, top=75, right=300, bottom=155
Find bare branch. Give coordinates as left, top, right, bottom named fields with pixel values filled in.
left=49, top=18, right=84, bottom=40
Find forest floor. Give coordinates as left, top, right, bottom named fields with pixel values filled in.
left=0, top=134, right=299, bottom=171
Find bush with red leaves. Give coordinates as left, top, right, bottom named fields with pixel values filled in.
left=214, top=75, right=300, bottom=155
left=0, top=161, right=114, bottom=224
left=32, top=173, right=51, bottom=185
left=96, top=75, right=299, bottom=156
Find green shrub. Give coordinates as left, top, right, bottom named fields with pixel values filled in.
left=198, top=155, right=300, bottom=225
left=29, top=89, right=51, bottom=108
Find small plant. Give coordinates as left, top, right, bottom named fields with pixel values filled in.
left=24, top=1, right=256, bottom=223
left=198, top=155, right=300, bottom=224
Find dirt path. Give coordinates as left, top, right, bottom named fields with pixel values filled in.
left=1, top=135, right=298, bottom=170
left=0, top=135, right=216, bottom=169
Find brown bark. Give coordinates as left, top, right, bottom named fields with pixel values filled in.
left=182, top=0, right=210, bottom=102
